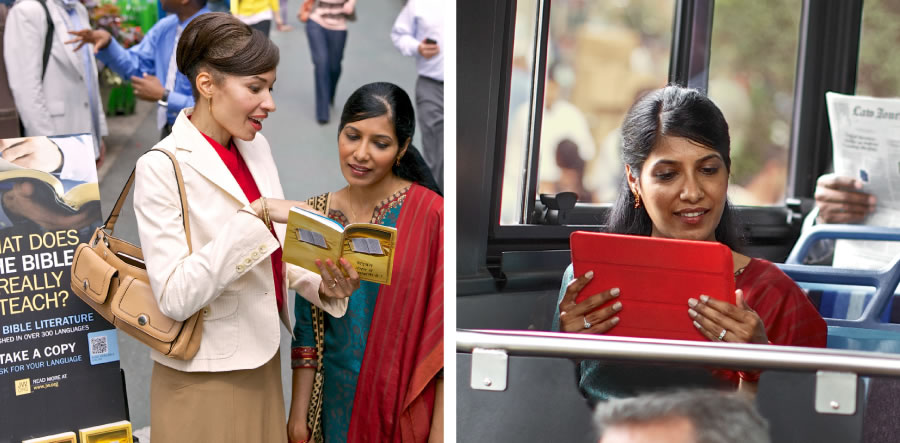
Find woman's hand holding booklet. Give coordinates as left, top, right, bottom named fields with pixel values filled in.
left=283, top=206, right=398, bottom=285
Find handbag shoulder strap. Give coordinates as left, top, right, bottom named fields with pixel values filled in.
left=34, top=0, right=54, bottom=81
left=104, top=148, right=192, bottom=253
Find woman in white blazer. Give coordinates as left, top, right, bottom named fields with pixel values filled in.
left=132, top=13, right=358, bottom=442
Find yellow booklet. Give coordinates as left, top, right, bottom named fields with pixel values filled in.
left=77, top=420, right=132, bottom=443
left=283, top=206, right=397, bottom=285
left=23, top=431, right=77, bottom=443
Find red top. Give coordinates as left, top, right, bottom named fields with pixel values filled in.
left=200, top=132, right=285, bottom=311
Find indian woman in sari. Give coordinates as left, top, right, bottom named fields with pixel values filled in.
left=287, top=82, right=443, bottom=443
left=552, top=85, right=827, bottom=403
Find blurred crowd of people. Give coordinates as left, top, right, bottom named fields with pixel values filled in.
left=1, top=0, right=444, bottom=192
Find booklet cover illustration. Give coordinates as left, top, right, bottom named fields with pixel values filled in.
left=0, top=135, right=100, bottom=216
left=283, top=206, right=397, bottom=285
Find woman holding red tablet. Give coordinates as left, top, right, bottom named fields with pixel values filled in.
left=553, top=85, right=827, bottom=401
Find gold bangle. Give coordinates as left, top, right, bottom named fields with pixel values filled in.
left=261, top=196, right=271, bottom=229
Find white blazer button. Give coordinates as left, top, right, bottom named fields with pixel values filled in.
left=244, top=258, right=252, bottom=265
left=202, top=309, right=209, bottom=316
left=259, top=245, right=267, bottom=253
left=251, top=251, right=260, bottom=259
left=236, top=264, right=244, bottom=272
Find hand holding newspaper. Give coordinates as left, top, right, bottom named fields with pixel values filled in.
left=825, top=92, right=900, bottom=269
left=283, top=206, right=397, bottom=285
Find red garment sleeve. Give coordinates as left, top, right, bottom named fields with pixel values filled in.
left=738, top=259, right=828, bottom=348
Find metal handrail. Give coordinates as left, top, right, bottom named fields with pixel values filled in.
left=457, top=329, right=900, bottom=377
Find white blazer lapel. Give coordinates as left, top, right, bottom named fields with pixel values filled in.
left=171, top=111, right=249, bottom=205
left=47, top=0, right=85, bottom=80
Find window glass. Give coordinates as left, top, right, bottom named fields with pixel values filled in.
left=500, top=0, right=674, bottom=225
left=856, top=0, right=900, bottom=97
left=500, top=0, right=540, bottom=225
left=707, top=0, right=802, bottom=206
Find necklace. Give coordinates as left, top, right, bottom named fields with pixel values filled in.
left=345, top=179, right=406, bottom=224
left=345, top=185, right=374, bottom=224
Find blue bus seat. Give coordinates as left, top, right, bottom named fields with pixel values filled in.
left=802, top=285, right=899, bottom=322
left=778, top=224, right=900, bottom=353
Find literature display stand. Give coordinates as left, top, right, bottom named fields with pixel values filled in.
left=0, top=135, right=128, bottom=442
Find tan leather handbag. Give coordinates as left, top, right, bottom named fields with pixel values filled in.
left=70, top=149, right=203, bottom=360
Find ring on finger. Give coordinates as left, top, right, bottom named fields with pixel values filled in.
left=718, top=329, right=727, bottom=341
left=583, top=316, right=592, bottom=329
left=327, top=279, right=337, bottom=289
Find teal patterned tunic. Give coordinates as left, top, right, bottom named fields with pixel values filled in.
left=292, top=188, right=407, bottom=443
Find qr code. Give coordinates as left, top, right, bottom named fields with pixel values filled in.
left=14, top=378, right=30, bottom=396
left=90, top=336, right=108, bottom=355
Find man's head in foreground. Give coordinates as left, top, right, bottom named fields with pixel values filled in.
left=594, top=390, right=770, bottom=443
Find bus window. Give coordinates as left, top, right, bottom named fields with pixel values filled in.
left=500, top=0, right=675, bottom=225
left=856, top=0, right=900, bottom=97
left=500, top=0, right=539, bottom=225
left=708, top=0, right=803, bottom=207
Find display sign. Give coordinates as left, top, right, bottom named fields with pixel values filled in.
left=0, top=135, right=126, bottom=442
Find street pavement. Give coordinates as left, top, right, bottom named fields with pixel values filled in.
left=98, top=0, right=420, bottom=432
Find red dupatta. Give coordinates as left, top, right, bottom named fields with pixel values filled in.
left=712, top=257, right=827, bottom=384
left=347, top=183, right=444, bottom=442
left=737, top=258, right=827, bottom=348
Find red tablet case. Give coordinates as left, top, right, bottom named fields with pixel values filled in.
left=570, top=231, right=735, bottom=341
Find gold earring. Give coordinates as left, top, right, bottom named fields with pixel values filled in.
left=395, top=155, right=403, bottom=166
left=208, top=97, right=213, bottom=115
left=633, top=192, right=642, bottom=209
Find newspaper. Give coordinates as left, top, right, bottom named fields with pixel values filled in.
left=826, top=92, right=900, bottom=269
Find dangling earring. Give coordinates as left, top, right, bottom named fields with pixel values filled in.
left=633, top=192, right=642, bottom=209
left=208, top=96, right=213, bottom=115
left=395, top=154, right=403, bottom=166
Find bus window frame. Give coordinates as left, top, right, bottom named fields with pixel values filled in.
left=457, top=0, right=864, bottom=295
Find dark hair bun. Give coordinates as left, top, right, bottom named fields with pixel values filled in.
left=176, top=12, right=280, bottom=100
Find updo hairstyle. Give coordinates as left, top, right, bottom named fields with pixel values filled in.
left=176, top=12, right=280, bottom=100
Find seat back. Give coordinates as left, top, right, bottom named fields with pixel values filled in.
left=780, top=224, right=900, bottom=353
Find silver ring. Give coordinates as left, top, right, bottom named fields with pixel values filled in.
left=718, top=329, right=727, bottom=341
left=583, top=317, right=592, bottom=329
left=327, top=279, right=337, bottom=289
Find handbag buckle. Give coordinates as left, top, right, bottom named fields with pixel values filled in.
left=92, top=231, right=110, bottom=249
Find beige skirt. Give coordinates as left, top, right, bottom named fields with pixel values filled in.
left=150, top=352, right=287, bottom=443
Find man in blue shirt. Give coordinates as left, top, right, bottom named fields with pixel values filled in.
left=67, top=0, right=210, bottom=139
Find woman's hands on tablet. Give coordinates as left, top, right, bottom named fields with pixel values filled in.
left=688, top=289, right=768, bottom=344
left=558, top=271, right=622, bottom=334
